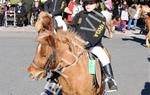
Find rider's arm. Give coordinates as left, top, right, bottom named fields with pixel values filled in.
left=51, top=0, right=67, bottom=17
left=44, top=0, right=50, bottom=12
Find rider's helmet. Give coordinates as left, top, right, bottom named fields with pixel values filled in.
left=82, top=0, right=99, bottom=7
left=82, top=0, right=98, bottom=3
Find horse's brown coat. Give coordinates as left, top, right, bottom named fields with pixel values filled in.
left=141, top=5, right=150, bottom=47
left=27, top=11, right=104, bottom=95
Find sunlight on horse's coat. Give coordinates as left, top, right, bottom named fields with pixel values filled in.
left=27, top=11, right=104, bottom=95
left=141, top=5, right=150, bottom=47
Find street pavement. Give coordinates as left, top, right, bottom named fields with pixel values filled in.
left=0, top=26, right=149, bottom=95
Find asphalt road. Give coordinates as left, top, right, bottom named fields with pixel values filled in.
left=0, top=27, right=149, bottom=95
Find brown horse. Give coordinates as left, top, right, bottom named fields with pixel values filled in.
left=141, top=5, right=150, bottom=47
left=27, top=12, right=104, bottom=95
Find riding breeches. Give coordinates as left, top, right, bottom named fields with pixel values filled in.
left=54, top=16, right=67, bottom=32
left=90, top=46, right=110, bottom=66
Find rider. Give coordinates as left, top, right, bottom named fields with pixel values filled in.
left=70, top=0, right=118, bottom=92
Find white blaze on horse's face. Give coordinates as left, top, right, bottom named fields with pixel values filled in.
left=37, top=43, right=42, bottom=53
left=27, top=43, right=48, bottom=80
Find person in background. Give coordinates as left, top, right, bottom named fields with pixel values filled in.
left=127, top=4, right=137, bottom=30
left=5, top=1, right=14, bottom=17
left=111, top=16, right=121, bottom=31
left=72, top=0, right=83, bottom=17
left=30, top=0, right=41, bottom=25
left=44, top=0, right=67, bottom=32
left=15, top=1, right=26, bottom=26
left=120, top=1, right=128, bottom=32
left=71, top=0, right=118, bottom=92
left=64, top=0, right=76, bottom=28
left=65, top=0, right=83, bottom=28
left=112, top=0, right=119, bottom=19
left=133, top=3, right=141, bottom=29
left=0, top=3, right=4, bottom=26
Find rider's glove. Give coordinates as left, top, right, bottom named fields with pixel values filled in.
left=85, top=41, right=92, bottom=49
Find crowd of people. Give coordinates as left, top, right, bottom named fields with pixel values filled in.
left=0, top=0, right=148, bottom=34
left=111, top=1, right=145, bottom=33
left=0, top=1, right=27, bottom=26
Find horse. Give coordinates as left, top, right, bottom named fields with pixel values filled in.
left=27, top=11, right=105, bottom=95
left=141, top=5, right=150, bottom=47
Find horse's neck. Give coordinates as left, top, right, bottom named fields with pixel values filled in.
left=56, top=32, right=87, bottom=68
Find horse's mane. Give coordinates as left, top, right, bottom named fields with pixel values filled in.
left=35, top=11, right=54, bottom=33
left=35, top=11, right=86, bottom=49
left=56, top=30, right=86, bottom=48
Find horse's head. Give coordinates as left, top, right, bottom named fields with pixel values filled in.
left=35, top=11, right=54, bottom=33
left=27, top=32, right=57, bottom=80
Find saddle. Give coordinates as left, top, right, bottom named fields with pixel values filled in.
left=88, top=53, right=103, bottom=88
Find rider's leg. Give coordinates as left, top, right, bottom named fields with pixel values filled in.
left=127, top=18, right=132, bottom=29
left=54, top=16, right=67, bottom=32
left=90, top=46, right=117, bottom=92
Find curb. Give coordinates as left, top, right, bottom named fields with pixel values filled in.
left=0, top=25, right=36, bottom=32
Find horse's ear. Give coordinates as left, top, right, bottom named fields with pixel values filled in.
left=48, top=13, right=52, bottom=17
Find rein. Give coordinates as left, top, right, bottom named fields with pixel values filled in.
left=44, top=46, right=56, bottom=72
left=55, top=37, right=87, bottom=71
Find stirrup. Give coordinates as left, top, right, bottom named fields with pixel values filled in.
left=105, top=77, right=118, bottom=92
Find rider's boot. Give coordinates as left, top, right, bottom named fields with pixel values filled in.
left=103, top=64, right=118, bottom=92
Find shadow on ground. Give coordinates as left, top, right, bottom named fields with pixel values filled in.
left=122, top=36, right=146, bottom=47
left=147, top=56, right=150, bottom=62
left=141, top=82, right=150, bottom=95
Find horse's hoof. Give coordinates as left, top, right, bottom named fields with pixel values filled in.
left=143, top=44, right=150, bottom=47
left=109, top=35, right=113, bottom=39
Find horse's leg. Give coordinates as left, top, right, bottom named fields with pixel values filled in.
left=146, top=30, right=150, bottom=47
left=145, top=18, right=150, bottom=47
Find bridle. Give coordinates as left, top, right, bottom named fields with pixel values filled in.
left=31, top=32, right=86, bottom=77
left=32, top=42, right=56, bottom=73
left=44, top=46, right=56, bottom=72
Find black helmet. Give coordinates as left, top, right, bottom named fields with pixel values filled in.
left=82, top=0, right=98, bottom=3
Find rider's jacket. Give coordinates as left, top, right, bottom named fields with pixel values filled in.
left=71, top=8, right=106, bottom=47
left=44, top=0, right=67, bottom=17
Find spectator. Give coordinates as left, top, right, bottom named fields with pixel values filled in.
left=112, top=0, right=119, bottom=19
left=133, top=3, right=141, bottom=29
left=30, top=0, right=41, bottom=25
left=127, top=4, right=137, bottom=30
left=72, top=0, right=83, bottom=17
left=120, top=1, right=128, bottom=31
left=44, top=0, right=67, bottom=31
left=65, top=0, right=83, bottom=28
left=112, top=16, right=121, bottom=31
left=15, top=1, right=26, bottom=26
left=0, top=3, right=4, bottom=26
left=65, top=0, right=76, bottom=26
left=5, top=1, right=14, bottom=16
